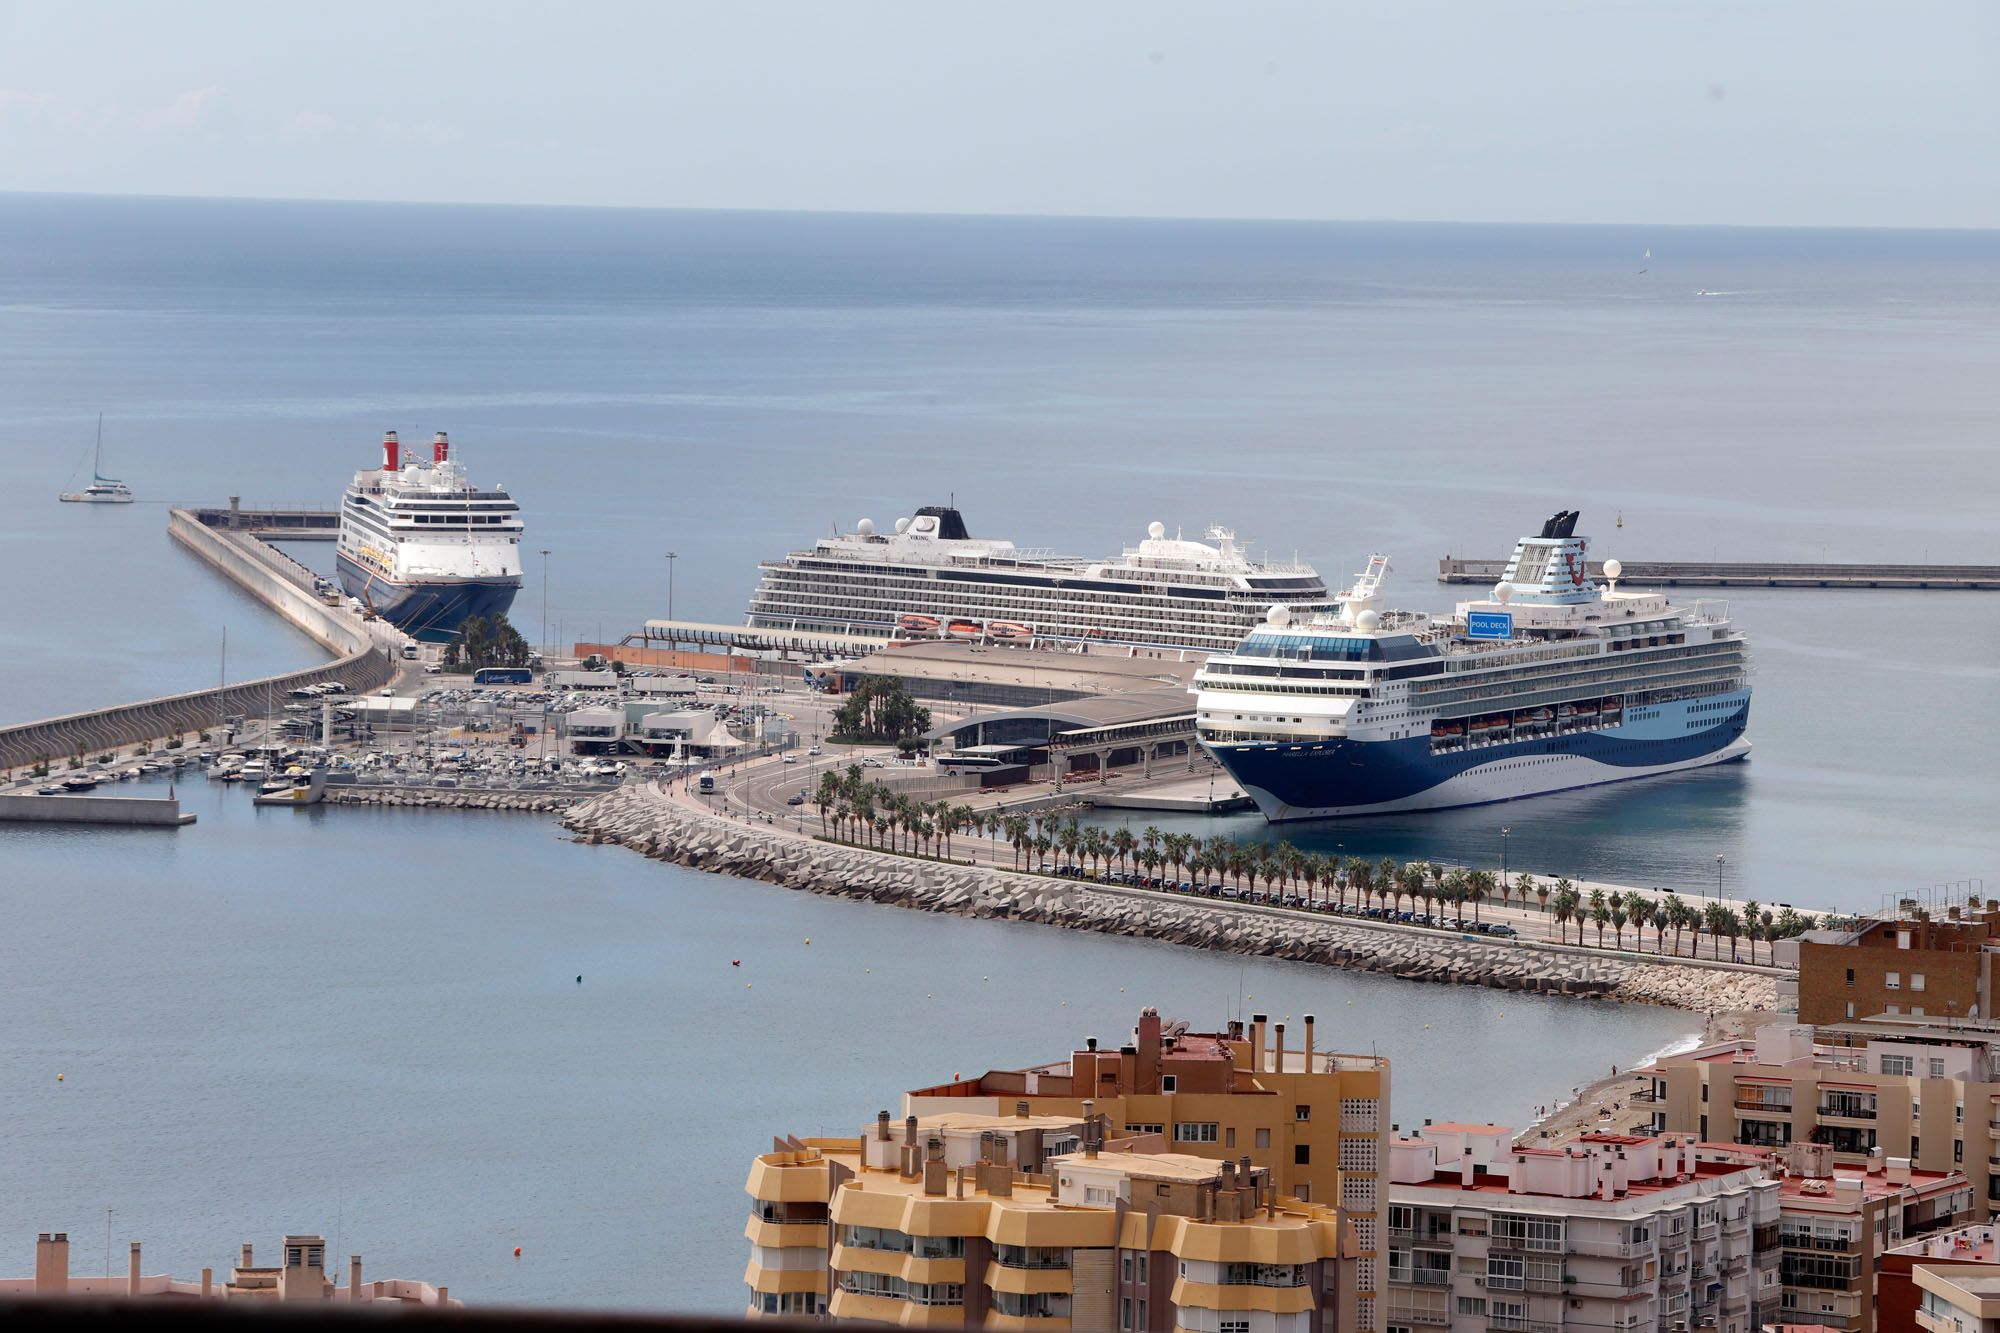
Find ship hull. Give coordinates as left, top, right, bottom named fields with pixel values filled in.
left=1209, top=692, right=1751, bottom=821
left=336, top=551, right=521, bottom=642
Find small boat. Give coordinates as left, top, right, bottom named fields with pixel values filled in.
left=1600, top=698, right=1624, bottom=719
left=1431, top=720, right=1464, bottom=737
left=216, top=767, right=244, bottom=783
left=122, top=767, right=143, bottom=780
left=57, top=415, right=135, bottom=504
left=1517, top=707, right=1554, bottom=726
left=36, top=785, right=62, bottom=796
left=945, top=619, right=983, bottom=639
left=897, top=613, right=941, bottom=633
left=61, top=775, right=98, bottom=792
left=987, top=620, right=1034, bottom=640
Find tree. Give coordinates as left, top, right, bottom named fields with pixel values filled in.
left=829, top=676, right=933, bottom=745
left=1742, top=899, right=1763, bottom=965
left=1551, top=879, right=1577, bottom=944
left=451, top=614, right=533, bottom=671
left=1467, top=869, right=1496, bottom=925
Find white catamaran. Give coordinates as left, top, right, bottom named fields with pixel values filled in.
left=58, top=415, right=135, bottom=504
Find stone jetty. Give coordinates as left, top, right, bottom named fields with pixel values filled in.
left=328, top=786, right=591, bottom=814
left=563, top=784, right=1776, bottom=1016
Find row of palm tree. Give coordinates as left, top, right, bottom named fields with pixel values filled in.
left=810, top=766, right=1822, bottom=960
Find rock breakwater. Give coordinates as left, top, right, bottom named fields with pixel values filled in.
left=328, top=786, right=592, bottom=814
left=563, top=785, right=1776, bottom=1015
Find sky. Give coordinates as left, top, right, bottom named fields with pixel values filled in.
left=2, top=1, right=1997, bottom=228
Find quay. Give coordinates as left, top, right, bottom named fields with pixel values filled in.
left=187, top=500, right=340, bottom=540
left=0, top=793, right=195, bottom=826
left=1439, top=555, right=2000, bottom=589
left=0, top=509, right=407, bottom=775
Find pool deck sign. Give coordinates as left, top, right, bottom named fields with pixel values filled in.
left=1466, top=610, right=1515, bottom=640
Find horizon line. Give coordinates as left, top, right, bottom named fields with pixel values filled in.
left=3, top=186, right=1996, bottom=236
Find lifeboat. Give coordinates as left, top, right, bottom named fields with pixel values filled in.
left=1518, top=707, right=1554, bottom=726
left=945, top=619, right=984, bottom=639
left=1432, top=720, right=1465, bottom=737
left=987, top=621, right=1034, bottom=640
left=1573, top=700, right=1600, bottom=718
left=898, top=613, right=941, bottom=633
left=1600, top=698, right=1623, bottom=719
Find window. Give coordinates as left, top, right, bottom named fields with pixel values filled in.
left=1121, top=1252, right=1133, bottom=1283
left=1486, top=1254, right=1525, bottom=1289
left=1226, top=1127, right=1236, bottom=1149
left=1174, top=1122, right=1218, bottom=1143
left=1126, top=1123, right=1164, bottom=1137
left=1256, top=1128, right=1271, bottom=1149
left=1137, top=1299, right=1147, bottom=1328
left=1295, top=1144, right=1311, bottom=1165
left=1161, top=1075, right=1177, bottom=1093
left=1221, top=1322, right=1250, bottom=1333
left=1846, top=1002, right=1856, bottom=1019
left=1881, top=1055, right=1914, bottom=1077
left=1121, top=1297, right=1133, bottom=1330
left=1846, top=968, right=1855, bottom=985
left=1457, top=1297, right=1488, bottom=1316
left=1912, top=973, right=1927, bottom=992
left=1885, top=971, right=1901, bottom=990
left=1296, top=1105, right=1311, bottom=1122
left=1137, top=1255, right=1148, bottom=1284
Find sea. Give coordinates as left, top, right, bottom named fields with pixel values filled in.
left=1, top=192, right=1997, bottom=1309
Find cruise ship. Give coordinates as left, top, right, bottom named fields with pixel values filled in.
left=1195, top=511, right=1751, bottom=820
left=744, top=506, right=1334, bottom=655
left=335, top=431, right=524, bottom=640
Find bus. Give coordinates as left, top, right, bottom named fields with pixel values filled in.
left=473, top=667, right=534, bottom=686
left=696, top=771, right=717, bottom=794
left=935, top=754, right=1010, bottom=774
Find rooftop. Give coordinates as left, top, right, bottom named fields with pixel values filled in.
left=1776, top=1163, right=1966, bottom=1204
left=1889, top=1223, right=2000, bottom=1264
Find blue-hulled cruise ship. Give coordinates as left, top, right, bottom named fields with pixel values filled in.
left=335, top=431, right=524, bottom=641
left=1195, top=512, right=1751, bottom=821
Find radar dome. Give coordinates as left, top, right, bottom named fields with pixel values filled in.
left=1491, top=582, right=1514, bottom=604
left=894, top=516, right=911, bottom=534
left=1266, top=604, right=1292, bottom=627
left=856, top=518, right=876, bottom=537
left=1354, top=609, right=1381, bottom=634
left=1602, top=558, right=1623, bottom=581
left=1147, top=520, right=1166, bottom=540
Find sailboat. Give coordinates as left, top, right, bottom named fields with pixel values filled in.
left=58, top=414, right=135, bottom=504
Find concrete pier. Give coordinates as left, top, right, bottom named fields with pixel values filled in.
left=1440, top=556, right=2000, bottom=589
left=0, top=794, right=196, bottom=826
left=0, top=511, right=410, bottom=774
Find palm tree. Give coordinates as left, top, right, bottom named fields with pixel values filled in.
left=1113, top=826, right=1138, bottom=877
left=1590, top=898, right=1611, bottom=948
left=1442, top=868, right=1469, bottom=925
left=1141, top=825, right=1162, bottom=874
left=1347, top=859, right=1373, bottom=912
left=1525, top=874, right=1547, bottom=918
left=1649, top=898, right=1671, bottom=954
left=1702, top=902, right=1730, bottom=960
left=1741, top=899, right=1763, bottom=964
left=1610, top=903, right=1628, bottom=949
left=1551, top=886, right=1575, bottom=944
left=814, top=771, right=840, bottom=835
left=1760, top=908, right=1776, bottom=962
left=1467, top=869, right=1495, bottom=925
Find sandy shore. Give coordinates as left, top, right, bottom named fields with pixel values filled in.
left=1517, top=1007, right=1771, bottom=1146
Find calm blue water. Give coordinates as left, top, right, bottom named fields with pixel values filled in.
left=2, top=195, right=1996, bottom=1307
left=0, top=775, right=1694, bottom=1310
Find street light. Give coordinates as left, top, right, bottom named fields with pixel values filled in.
left=539, top=548, right=552, bottom=659
left=1715, top=854, right=1725, bottom=903
left=665, top=551, right=678, bottom=626
left=1500, top=825, right=1511, bottom=894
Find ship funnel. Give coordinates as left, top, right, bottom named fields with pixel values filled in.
left=382, top=431, right=400, bottom=471
left=433, top=431, right=449, bottom=464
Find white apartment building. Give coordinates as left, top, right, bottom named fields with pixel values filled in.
left=1386, top=1124, right=1781, bottom=1333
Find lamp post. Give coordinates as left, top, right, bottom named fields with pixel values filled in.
left=539, top=548, right=551, bottom=659
left=1715, top=854, right=1725, bottom=903
left=665, top=551, right=678, bottom=626
left=1500, top=825, right=1511, bottom=896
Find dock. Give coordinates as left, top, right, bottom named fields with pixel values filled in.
left=188, top=500, right=340, bottom=540
left=1439, top=556, right=2000, bottom=590
left=1081, top=775, right=1255, bottom=814
left=0, top=793, right=196, bottom=826
left=0, top=509, right=407, bottom=775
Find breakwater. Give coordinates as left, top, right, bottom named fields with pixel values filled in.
left=563, top=785, right=1776, bottom=1015
left=327, top=785, right=600, bottom=814
left=0, top=793, right=196, bottom=826
left=1439, top=555, right=2000, bottom=590
left=0, top=512, right=408, bottom=774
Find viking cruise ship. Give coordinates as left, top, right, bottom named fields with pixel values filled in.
left=335, top=431, right=524, bottom=639
left=1195, top=511, right=1751, bottom=820
left=744, top=506, right=1334, bottom=655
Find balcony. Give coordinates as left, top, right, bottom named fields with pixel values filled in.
left=1818, top=1101, right=1878, bottom=1122
left=1390, top=1270, right=1452, bottom=1288
left=1734, top=1099, right=1793, bottom=1115
left=1568, top=1236, right=1655, bottom=1259
left=1694, top=1220, right=1720, bottom=1241
left=1386, top=1307, right=1449, bottom=1328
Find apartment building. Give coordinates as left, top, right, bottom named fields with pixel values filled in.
left=1384, top=1123, right=1780, bottom=1333
left=1643, top=1019, right=2000, bottom=1217
left=1880, top=1225, right=2000, bottom=1333
left=745, top=1006, right=1390, bottom=1329
left=746, top=1107, right=1356, bottom=1330
left=0, top=1231, right=457, bottom=1306
left=1914, top=1266, right=2000, bottom=1333
left=1795, top=908, right=2000, bottom=1027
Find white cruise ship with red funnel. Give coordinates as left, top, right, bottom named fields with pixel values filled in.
left=334, top=431, right=524, bottom=640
